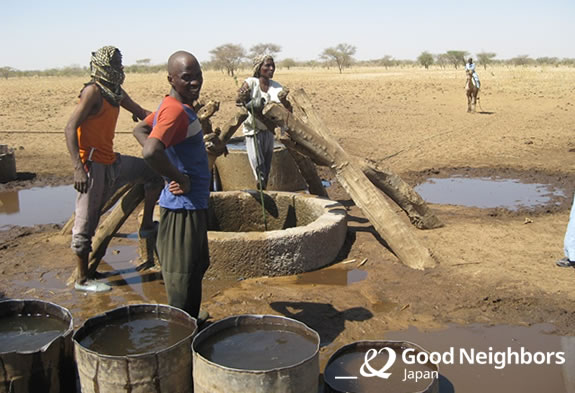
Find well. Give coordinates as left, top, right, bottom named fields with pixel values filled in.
left=0, top=299, right=75, bottom=393
left=214, top=137, right=307, bottom=191
left=192, top=314, right=320, bottom=393
left=73, top=304, right=197, bottom=393
left=324, top=340, right=439, bottom=393
left=206, top=191, right=347, bottom=279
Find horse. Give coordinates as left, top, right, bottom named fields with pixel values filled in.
left=465, top=70, right=479, bottom=113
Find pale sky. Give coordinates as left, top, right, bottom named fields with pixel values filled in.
left=1, top=0, right=573, bottom=70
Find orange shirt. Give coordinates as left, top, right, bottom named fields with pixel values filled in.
left=76, top=99, right=119, bottom=164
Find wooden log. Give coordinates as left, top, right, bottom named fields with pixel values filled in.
left=263, top=103, right=436, bottom=270
left=359, top=160, right=443, bottom=229
left=206, top=107, right=249, bottom=171
left=285, top=148, right=328, bottom=197
left=196, top=100, right=220, bottom=135
left=60, top=183, right=133, bottom=235
left=87, top=184, right=145, bottom=276
left=287, top=88, right=442, bottom=230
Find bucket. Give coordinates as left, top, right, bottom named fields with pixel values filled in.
left=192, top=314, right=320, bottom=393
left=73, top=304, right=197, bottom=393
left=0, top=299, right=74, bottom=393
left=323, top=340, right=439, bottom=393
left=0, top=145, right=17, bottom=183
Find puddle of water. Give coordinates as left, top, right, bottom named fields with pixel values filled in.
left=13, top=270, right=69, bottom=291
left=414, top=177, right=566, bottom=210
left=293, top=269, right=367, bottom=286
left=0, top=313, right=69, bottom=352
left=97, top=243, right=164, bottom=303
left=78, top=313, right=192, bottom=356
left=0, top=185, right=76, bottom=229
left=384, top=324, right=575, bottom=393
left=196, top=324, right=318, bottom=370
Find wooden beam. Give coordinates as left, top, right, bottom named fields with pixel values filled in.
left=87, top=184, right=145, bottom=276
left=263, top=103, right=436, bottom=270
left=287, top=88, right=442, bottom=229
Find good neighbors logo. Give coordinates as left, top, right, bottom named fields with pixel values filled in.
left=332, top=345, right=566, bottom=384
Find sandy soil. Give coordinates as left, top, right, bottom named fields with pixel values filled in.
left=1, top=66, right=574, bottom=371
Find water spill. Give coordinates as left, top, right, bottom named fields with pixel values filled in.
left=384, top=324, right=574, bottom=393
left=78, top=313, right=193, bottom=356
left=0, top=185, right=75, bottom=229
left=13, top=270, right=68, bottom=291
left=197, top=324, right=318, bottom=370
left=98, top=243, right=163, bottom=303
left=0, top=314, right=69, bottom=352
left=414, top=177, right=566, bottom=210
left=294, top=268, right=367, bottom=286
left=324, top=344, right=437, bottom=393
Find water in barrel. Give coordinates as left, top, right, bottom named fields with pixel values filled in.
left=78, top=313, right=193, bottom=356
left=324, top=343, right=438, bottom=393
left=0, top=313, right=69, bottom=353
left=196, top=323, right=318, bottom=370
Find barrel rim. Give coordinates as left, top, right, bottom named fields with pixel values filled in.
left=323, top=339, right=439, bottom=393
left=192, top=313, right=321, bottom=373
left=72, top=303, right=197, bottom=359
left=0, top=298, right=74, bottom=355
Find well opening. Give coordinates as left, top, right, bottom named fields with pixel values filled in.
left=205, top=191, right=347, bottom=279
left=208, top=191, right=319, bottom=232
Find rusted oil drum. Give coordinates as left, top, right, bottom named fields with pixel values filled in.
left=324, top=340, right=439, bottom=393
left=73, top=304, right=197, bottom=393
left=192, top=314, right=320, bottom=393
left=0, top=299, right=74, bottom=393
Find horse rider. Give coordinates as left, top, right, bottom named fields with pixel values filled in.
left=465, top=58, right=480, bottom=89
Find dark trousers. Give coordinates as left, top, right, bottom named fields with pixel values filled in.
left=157, top=208, right=210, bottom=318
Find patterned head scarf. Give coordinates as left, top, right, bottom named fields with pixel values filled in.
left=88, top=46, right=125, bottom=106
left=252, top=55, right=274, bottom=77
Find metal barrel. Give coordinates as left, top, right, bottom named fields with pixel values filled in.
left=323, top=340, right=439, bottom=393
left=73, top=304, right=197, bottom=393
left=0, top=299, right=74, bottom=393
left=192, top=314, right=320, bottom=393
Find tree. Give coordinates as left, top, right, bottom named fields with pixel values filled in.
left=476, top=52, right=496, bottom=70
left=417, top=52, right=434, bottom=69
left=445, top=50, right=468, bottom=69
left=380, top=55, right=394, bottom=69
left=321, top=43, right=357, bottom=73
left=136, top=58, right=151, bottom=65
left=279, top=58, right=297, bottom=70
left=0, top=66, right=15, bottom=79
left=249, top=43, right=281, bottom=59
left=510, top=55, right=532, bottom=66
left=209, top=43, right=246, bottom=77
left=435, top=53, right=450, bottom=69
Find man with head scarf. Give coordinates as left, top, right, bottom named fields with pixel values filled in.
left=236, top=55, right=290, bottom=190
left=64, top=46, right=162, bottom=292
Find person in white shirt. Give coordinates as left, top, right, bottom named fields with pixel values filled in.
left=465, top=57, right=480, bottom=89
left=236, top=55, right=290, bottom=190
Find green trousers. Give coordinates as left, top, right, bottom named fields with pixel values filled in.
left=157, top=208, right=209, bottom=318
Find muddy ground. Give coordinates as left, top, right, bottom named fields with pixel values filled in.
left=1, top=66, right=575, bottom=373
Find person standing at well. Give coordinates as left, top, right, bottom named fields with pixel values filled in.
left=236, top=55, right=290, bottom=190
left=65, top=46, right=162, bottom=293
left=133, top=51, right=210, bottom=320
